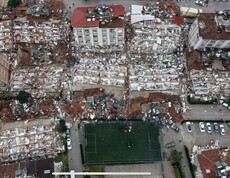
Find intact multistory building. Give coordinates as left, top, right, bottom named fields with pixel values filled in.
left=189, top=12, right=230, bottom=50
left=72, top=5, right=125, bottom=47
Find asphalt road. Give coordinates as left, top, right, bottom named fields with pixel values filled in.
left=68, top=126, right=83, bottom=178
left=184, top=104, right=230, bottom=120
left=162, top=127, right=193, bottom=178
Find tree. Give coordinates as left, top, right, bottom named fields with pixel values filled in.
left=56, top=119, right=67, bottom=133
left=7, top=0, right=22, bottom=8
left=16, top=91, right=31, bottom=104
left=171, top=150, right=183, bottom=167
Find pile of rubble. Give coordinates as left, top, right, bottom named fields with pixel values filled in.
left=129, top=53, right=184, bottom=91
left=130, top=23, right=182, bottom=54
left=129, top=92, right=182, bottom=122
left=10, top=65, right=70, bottom=97
left=0, top=124, right=64, bottom=163
left=72, top=53, right=127, bottom=87
left=0, top=0, right=70, bottom=52
left=0, top=98, right=57, bottom=122
left=189, top=70, right=230, bottom=97
left=0, top=21, right=13, bottom=51
left=60, top=88, right=126, bottom=121
left=13, top=18, right=68, bottom=47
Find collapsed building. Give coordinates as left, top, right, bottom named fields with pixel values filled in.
left=0, top=1, right=69, bottom=52
left=187, top=11, right=230, bottom=100
left=0, top=123, right=64, bottom=163
left=0, top=52, right=10, bottom=91
left=129, top=4, right=185, bottom=92
left=0, top=20, right=13, bottom=51
left=10, top=65, right=70, bottom=97
left=72, top=53, right=127, bottom=88
left=72, top=5, right=125, bottom=48
left=189, top=70, right=230, bottom=98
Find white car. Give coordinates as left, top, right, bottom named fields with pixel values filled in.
left=186, top=122, right=192, bottom=133
left=199, top=122, right=205, bottom=133
left=195, top=0, right=205, bottom=6
left=206, top=123, right=212, bottom=134
left=67, top=138, right=72, bottom=150
left=219, top=125, right=225, bottom=136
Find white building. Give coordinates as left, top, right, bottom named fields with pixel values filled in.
left=71, top=5, right=125, bottom=47
left=189, top=12, right=230, bottom=50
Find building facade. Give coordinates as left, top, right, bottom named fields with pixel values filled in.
left=72, top=5, right=125, bottom=47
left=189, top=12, right=230, bottom=50
left=0, top=52, right=10, bottom=90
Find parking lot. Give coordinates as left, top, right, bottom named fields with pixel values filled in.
left=181, top=122, right=230, bottom=149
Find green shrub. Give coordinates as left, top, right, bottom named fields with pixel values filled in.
left=7, top=0, right=22, bottom=8
left=56, top=119, right=67, bottom=133
left=184, top=146, right=196, bottom=178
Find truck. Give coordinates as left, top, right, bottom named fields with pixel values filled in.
left=180, top=7, right=203, bottom=17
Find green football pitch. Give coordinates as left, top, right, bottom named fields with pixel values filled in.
left=83, top=122, right=162, bottom=164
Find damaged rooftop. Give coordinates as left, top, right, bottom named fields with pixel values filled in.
left=198, top=13, right=230, bottom=40
left=71, top=5, right=125, bottom=28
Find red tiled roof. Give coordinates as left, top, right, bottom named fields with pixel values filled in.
left=71, top=5, right=124, bottom=28
left=198, top=148, right=230, bottom=178
left=0, top=163, right=18, bottom=177
left=172, top=16, right=184, bottom=25
left=72, top=7, right=99, bottom=28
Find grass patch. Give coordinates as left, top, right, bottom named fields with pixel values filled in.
left=87, top=165, right=104, bottom=172
left=54, top=153, right=69, bottom=172
left=86, top=165, right=104, bottom=178
left=174, top=167, right=182, bottom=178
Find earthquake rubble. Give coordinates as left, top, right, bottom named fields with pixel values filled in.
left=187, top=49, right=230, bottom=100
left=0, top=21, right=13, bottom=51
left=128, top=5, right=185, bottom=91
left=72, top=53, right=127, bottom=87
left=0, top=124, right=64, bottom=163
left=191, top=146, right=230, bottom=178
left=189, top=70, right=230, bottom=97
left=10, top=66, right=70, bottom=97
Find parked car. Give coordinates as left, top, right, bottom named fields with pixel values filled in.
left=67, top=138, right=72, bottom=150
left=199, top=122, right=205, bottom=133
left=219, top=125, right=225, bottom=136
left=206, top=123, right=212, bottom=134
left=170, top=123, right=180, bottom=132
left=165, top=142, right=175, bottom=149
left=227, top=122, right=230, bottom=127
left=66, top=128, right=71, bottom=138
left=213, top=122, right=219, bottom=133
left=195, top=0, right=205, bottom=6
left=186, top=121, right=192, bottom=132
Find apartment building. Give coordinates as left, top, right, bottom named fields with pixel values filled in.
left=189, top=12, right=230, bottom=50
left=0, top=52, right=10, bottom=90
left=72, top=5, right=125, bottom=47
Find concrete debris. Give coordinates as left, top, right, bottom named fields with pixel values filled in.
left=0, top=124, right=64, bottom=163
left=72, top=52, right=127, bottom=87
left=189, top=70, right=230, bottom=97
left=10, top=66, right=70, bottom=97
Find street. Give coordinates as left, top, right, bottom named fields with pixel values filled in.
left=184, top=104, right=230, bottom=120
left=162, top=127, right=193, bottom=178
left=68, top=126, right=84, bottom=178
